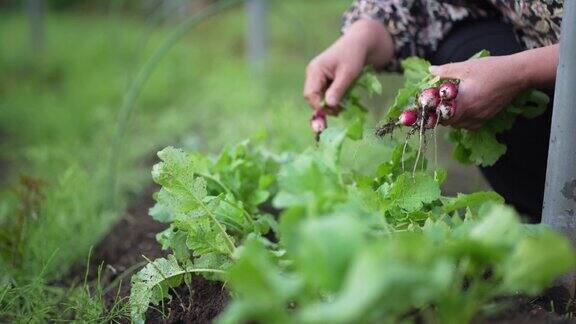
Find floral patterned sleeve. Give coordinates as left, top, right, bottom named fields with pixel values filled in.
left=342, top=0, right=493, bottom=72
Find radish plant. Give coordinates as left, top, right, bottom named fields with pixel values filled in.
left=129, top=53, right=569, bottom=324
left=131, top=125, right=574, bottom=323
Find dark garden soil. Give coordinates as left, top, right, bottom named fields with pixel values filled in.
left=71, top=186, right=575, bottom=324
left=477, top=290, right=576, bottom=324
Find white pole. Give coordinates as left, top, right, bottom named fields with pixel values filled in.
left=542, top=0, right=576, bottom=295
left=245, top=0, right=267, bottom=73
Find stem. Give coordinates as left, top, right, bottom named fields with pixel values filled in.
left=199, top=173, right=233, bottom=195
left=413, top=110, right=426, bottom=177
left=103, top=260, right=148, bottom=295
left=433, top=115, right=440, bottom=170
left=193, top=197, right=236, bottom=255
left=401, top=131, right=411, bottom=173
left=143, top=255, right=226, bottom=275
left=421, top=132, right=427, bottom=172
left=173, top=177, right=236, bottom=255
left=219, top=197, right=256, bottom=227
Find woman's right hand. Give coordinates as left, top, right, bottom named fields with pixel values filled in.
left=304, top=19, right=394, bottom=111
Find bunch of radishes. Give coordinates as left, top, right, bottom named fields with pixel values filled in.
left=309, top=80, right=459, bottom=141
left=398, top=81, right=459, bottom=130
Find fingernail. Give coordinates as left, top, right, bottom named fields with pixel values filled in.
left=429, top=66, right=439, bottom=74
left=326, top=95, right=339, bottom=107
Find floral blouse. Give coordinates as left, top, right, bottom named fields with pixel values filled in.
left=342, top=0, right=563, bottom=71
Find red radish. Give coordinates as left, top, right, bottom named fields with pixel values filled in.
left=425, top=111, right=439, bottom=129
left=418, top=87, right=441, bottom=110
left=439, top=82, right=459, bottom=100
left=399, top=109, right=418, bottom=126
left=310, top=110, right=327, bottom=134
left=437, top=100, right=457, bottom=120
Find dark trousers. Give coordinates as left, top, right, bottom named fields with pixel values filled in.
left=431, top=20, right=554, bottom=223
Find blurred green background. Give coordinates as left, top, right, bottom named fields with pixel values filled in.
left=0, top=0, right=487, bottom=321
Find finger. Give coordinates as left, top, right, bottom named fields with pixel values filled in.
left=325, top=67, right=357, bottom=107
left=430, top=63, right=460, bottom=79
left=303, top=65, right=328, bottom=111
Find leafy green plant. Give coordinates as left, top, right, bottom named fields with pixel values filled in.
left=129, top=141, right=283, bottom=323
left=215, top=129, right=573, bottom=323
left=130, top=64, right=572, bottom=323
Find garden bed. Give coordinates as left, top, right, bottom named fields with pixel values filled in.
left=70, top=185, right=576, bottom=324
left=72, top=186, right=228, bottom=324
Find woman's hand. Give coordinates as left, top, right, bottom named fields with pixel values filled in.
left=430, top=56, right=529, bottom=130
left=430, top=44, right=559, bottom=130
left=304, top=19, right=394, bottom=110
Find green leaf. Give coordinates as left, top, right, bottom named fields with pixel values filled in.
left=292, top=214, right=365, bottom=292
left=346, top=117, right=365, bottom=140
left=515, top=90, right=549, bottom=119
left=469, top=205, right=523, bottom=246
left=386, top=83, right=419, bottom=121
left=319, top=126, right=348, bottom=162
left=218, top=237, right=301, bottom=324
left=386, top=173, right=442, bottom=212
left=442, top=192, right=504, bottom=215
left=401, top=57, right=432, bottom=83
left=356, top=69, right=382, bottom=95
left=298, top=235, right=454, bottom=323
left=130, top=256, right=195, bottom=324
left=193, top=252, right=232, bottom=277
left=451, top=142, right=473, bottom=165
left=449, top=128, right=507, bottom=167
left=334, top=68, right=380, bottom=142
left=227, top=238, right=299, bottom=301
left=297, top=244, right=390, bottom=323
left=376, top=142, right=417, bottom=181
left=156, top=226, right=191, bottom=262
left=501, top=229, right=576, bottom=295
left=177, top=213, right=233, bottom=257
left=273, top=148, right=345, bottom=211
left=470, top=49, right=491, bottom=59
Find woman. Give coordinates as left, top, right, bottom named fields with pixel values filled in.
left=304, top=1, right=563, bottom=223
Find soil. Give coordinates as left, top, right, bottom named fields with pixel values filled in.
left=70, top=185, right=229, bottom=324
left=71, top=186, right=575, bottom=324
left=477, top=291, right=575, bottom=324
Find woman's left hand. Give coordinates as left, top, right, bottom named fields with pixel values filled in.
left=430, top=56, right=528, bottom=130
